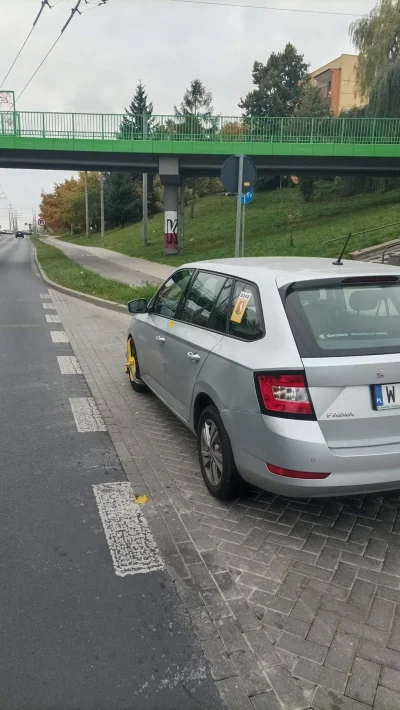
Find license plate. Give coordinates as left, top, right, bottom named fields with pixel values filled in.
left=373, top=383, right=400, bottom=410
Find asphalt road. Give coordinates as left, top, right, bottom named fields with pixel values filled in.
left=0, top=234, right=223, bottom=710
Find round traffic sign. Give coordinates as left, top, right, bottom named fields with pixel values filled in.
left=221, top=155, right=257, bottom=195
left=38, top=218, right=45, bottom=227
left=241, top=189, right=254, bottom=205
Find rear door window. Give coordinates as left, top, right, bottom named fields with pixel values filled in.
left=229, top=281, right=263, bottom=341
left=284, top=278, right=400, bottom=357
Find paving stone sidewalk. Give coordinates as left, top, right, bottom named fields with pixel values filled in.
left=52, top=288, right=400, bottom=710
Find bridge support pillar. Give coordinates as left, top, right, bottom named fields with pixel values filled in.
left=159, top=157, right=180, bottom=255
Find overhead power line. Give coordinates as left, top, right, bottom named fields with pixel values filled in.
left=161, top=0, right=363, bottom=17
left=11, top=0, right=109, bottom=106
left=0, top=1, right=52, bottom=90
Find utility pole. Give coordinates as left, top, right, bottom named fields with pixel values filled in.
left=235, top=155, right=244, bottom=258
left=100, top=171, right=105, bottom=238
left=84, top=171, right=89, bottom=237
left=142, top=110, right=148, bottom=247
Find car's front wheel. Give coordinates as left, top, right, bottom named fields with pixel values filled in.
left=197, top=405, right=242, bottom=500
left=126, top=338, right=147, bottom=393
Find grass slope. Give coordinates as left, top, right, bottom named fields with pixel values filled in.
left=60, top=182, right=400, bottom=267
left=33, top=238, right=156, bottom=304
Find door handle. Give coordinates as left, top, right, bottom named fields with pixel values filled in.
left=156, top=336, right=166, bottom=343
left=187, top=352, right=201, bottom=362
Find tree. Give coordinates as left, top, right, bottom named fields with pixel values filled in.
left=350, top=0, right=400, bottom=97
left=175, top=79, right=214, bottom=217
left=295, top=82, right=331, bottom=202
left=174, top=78, right=213, bottom=118
left=119, top=80, right=154, bottom=139
left=40, top=172, right=100, bottom=233
left=103, top=172, right=141, bottom=228
left=368, top=59, right=400, bottom=117
left=239, top=43, right=308, bottom=117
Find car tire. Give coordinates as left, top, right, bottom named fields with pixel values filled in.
left=197, top=405, right=242, bottom=500
left=126, top=338, right=147, bottom=393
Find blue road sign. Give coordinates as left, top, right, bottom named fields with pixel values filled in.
left=241, top=189, right=254, bottom=205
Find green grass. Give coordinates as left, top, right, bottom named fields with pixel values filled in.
left=60, top=182, right=400, bottom=266
left=33, top=238, right=157, bottom=304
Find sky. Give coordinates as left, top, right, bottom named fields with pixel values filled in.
left=0, top=0, right=376, bottom=227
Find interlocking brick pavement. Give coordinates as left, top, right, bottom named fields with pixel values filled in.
left=52, top=289, right=400, bottom=710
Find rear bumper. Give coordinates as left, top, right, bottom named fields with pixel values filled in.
left=223, top=410, right=400, bottom=497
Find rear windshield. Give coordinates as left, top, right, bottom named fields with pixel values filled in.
left=283, top=279, right=400, bottom=357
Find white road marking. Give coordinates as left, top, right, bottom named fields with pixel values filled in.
left=50, top=331, right=69, bottom=343
left=46, top=315, right=61, bottom=323
left=40, top=293, right=51, bottom=299
left=42, top=303, right=56, bottom=310
left=57, top=356, right=82, bottom=374
left=93, top=482, right=164, bottom=577
left=69, top=397, right=107, bottom=432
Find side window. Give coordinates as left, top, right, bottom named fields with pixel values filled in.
left=229, top=281, right=263, bottom=341
left=208, top=278, right=233, bottom=333
left=180, top=271, right=227, bottom=328
left=152, top=270, right=192, bottom=319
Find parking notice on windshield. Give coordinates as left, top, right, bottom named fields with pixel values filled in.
left=230, top=291, right=252, bottom=324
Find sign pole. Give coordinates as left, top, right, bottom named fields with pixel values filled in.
left=241, top=202, right=246, bottom=257
left=235, top=155, right=244, bottom=258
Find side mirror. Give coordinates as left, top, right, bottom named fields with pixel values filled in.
left=127, top=298, right=148, bottom=314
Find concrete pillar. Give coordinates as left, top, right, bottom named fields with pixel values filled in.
left=163, top=184, right=179, bottom=255
left=159, top=156, right=180, bottom=256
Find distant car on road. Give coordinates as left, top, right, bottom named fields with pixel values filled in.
left=15, top=231, right=25, bottom=238
left=126, top=256, right=400, bottom=500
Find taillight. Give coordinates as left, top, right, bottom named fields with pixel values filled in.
left=267, top=463, right=330, bottom=480
left=256, top=372, right=313, bottom=417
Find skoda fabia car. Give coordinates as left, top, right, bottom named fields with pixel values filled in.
left=126, top=257, right=400, bottom=499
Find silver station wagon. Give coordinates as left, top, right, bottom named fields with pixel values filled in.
left=126, top=257, right=400, bottom=499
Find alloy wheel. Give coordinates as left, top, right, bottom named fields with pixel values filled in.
left=200, top=419, right=223, bottom=486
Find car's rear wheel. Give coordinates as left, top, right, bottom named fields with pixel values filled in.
left=126, top=338, right=147, bottom=393
left=197, top=405, right=242, bottom=499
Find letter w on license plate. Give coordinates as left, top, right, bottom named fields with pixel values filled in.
left=373, top=383, right=400, bottom=410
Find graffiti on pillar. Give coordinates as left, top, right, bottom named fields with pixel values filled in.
left=164, top=210, right=178, bottom=252
left=166, top=218, right=178, bottom=245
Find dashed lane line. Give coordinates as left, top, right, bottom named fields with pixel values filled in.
left=45, top=315, right=61, bottom=323
left=57, top=356, right=82, bottom=375
left=69, top=397, right=107, bottom=432
left=42, top=303, right=56, bottom=310
left=93, top=482, right=164, bottom=577
left=50, top=331, right=69, bottom=343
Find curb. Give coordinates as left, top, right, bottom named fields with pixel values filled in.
left=31, top=241, right=128, bottom=315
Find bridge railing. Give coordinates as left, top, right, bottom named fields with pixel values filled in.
left=1, top=112, right=400, bottom=144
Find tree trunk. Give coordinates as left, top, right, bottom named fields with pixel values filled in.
left=191, top=179, right=196, bottom=219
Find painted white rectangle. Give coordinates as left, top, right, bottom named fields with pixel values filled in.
left=57, top=356, right=82, bottom=375
left=93, top=482, right=163, bottom=576
left=69, top=397, right=107, bottom=432
left=50, top=331, right=69, bottom=343
left=46, top=315, right=61, bottom=323
left=40, top=293, right=50, bottom=299
left=42, top=303, right=56, bottom=310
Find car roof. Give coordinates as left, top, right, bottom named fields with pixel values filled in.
left=181, top=256, right=400, bottom=284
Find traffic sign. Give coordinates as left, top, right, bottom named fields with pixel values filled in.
left=38, top=218, right=45, bottom=227
left=241, top=189, right=254, bottom=205
left=221, top=155, right=257, bottom=195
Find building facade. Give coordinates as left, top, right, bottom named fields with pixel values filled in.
left=311, top=54, right=367, bottom=115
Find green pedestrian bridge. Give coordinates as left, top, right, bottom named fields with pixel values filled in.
left=1, top=111, right=400, bottom=176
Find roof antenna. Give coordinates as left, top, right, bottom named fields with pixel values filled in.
left=333, top=232, right=352, bottom=266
